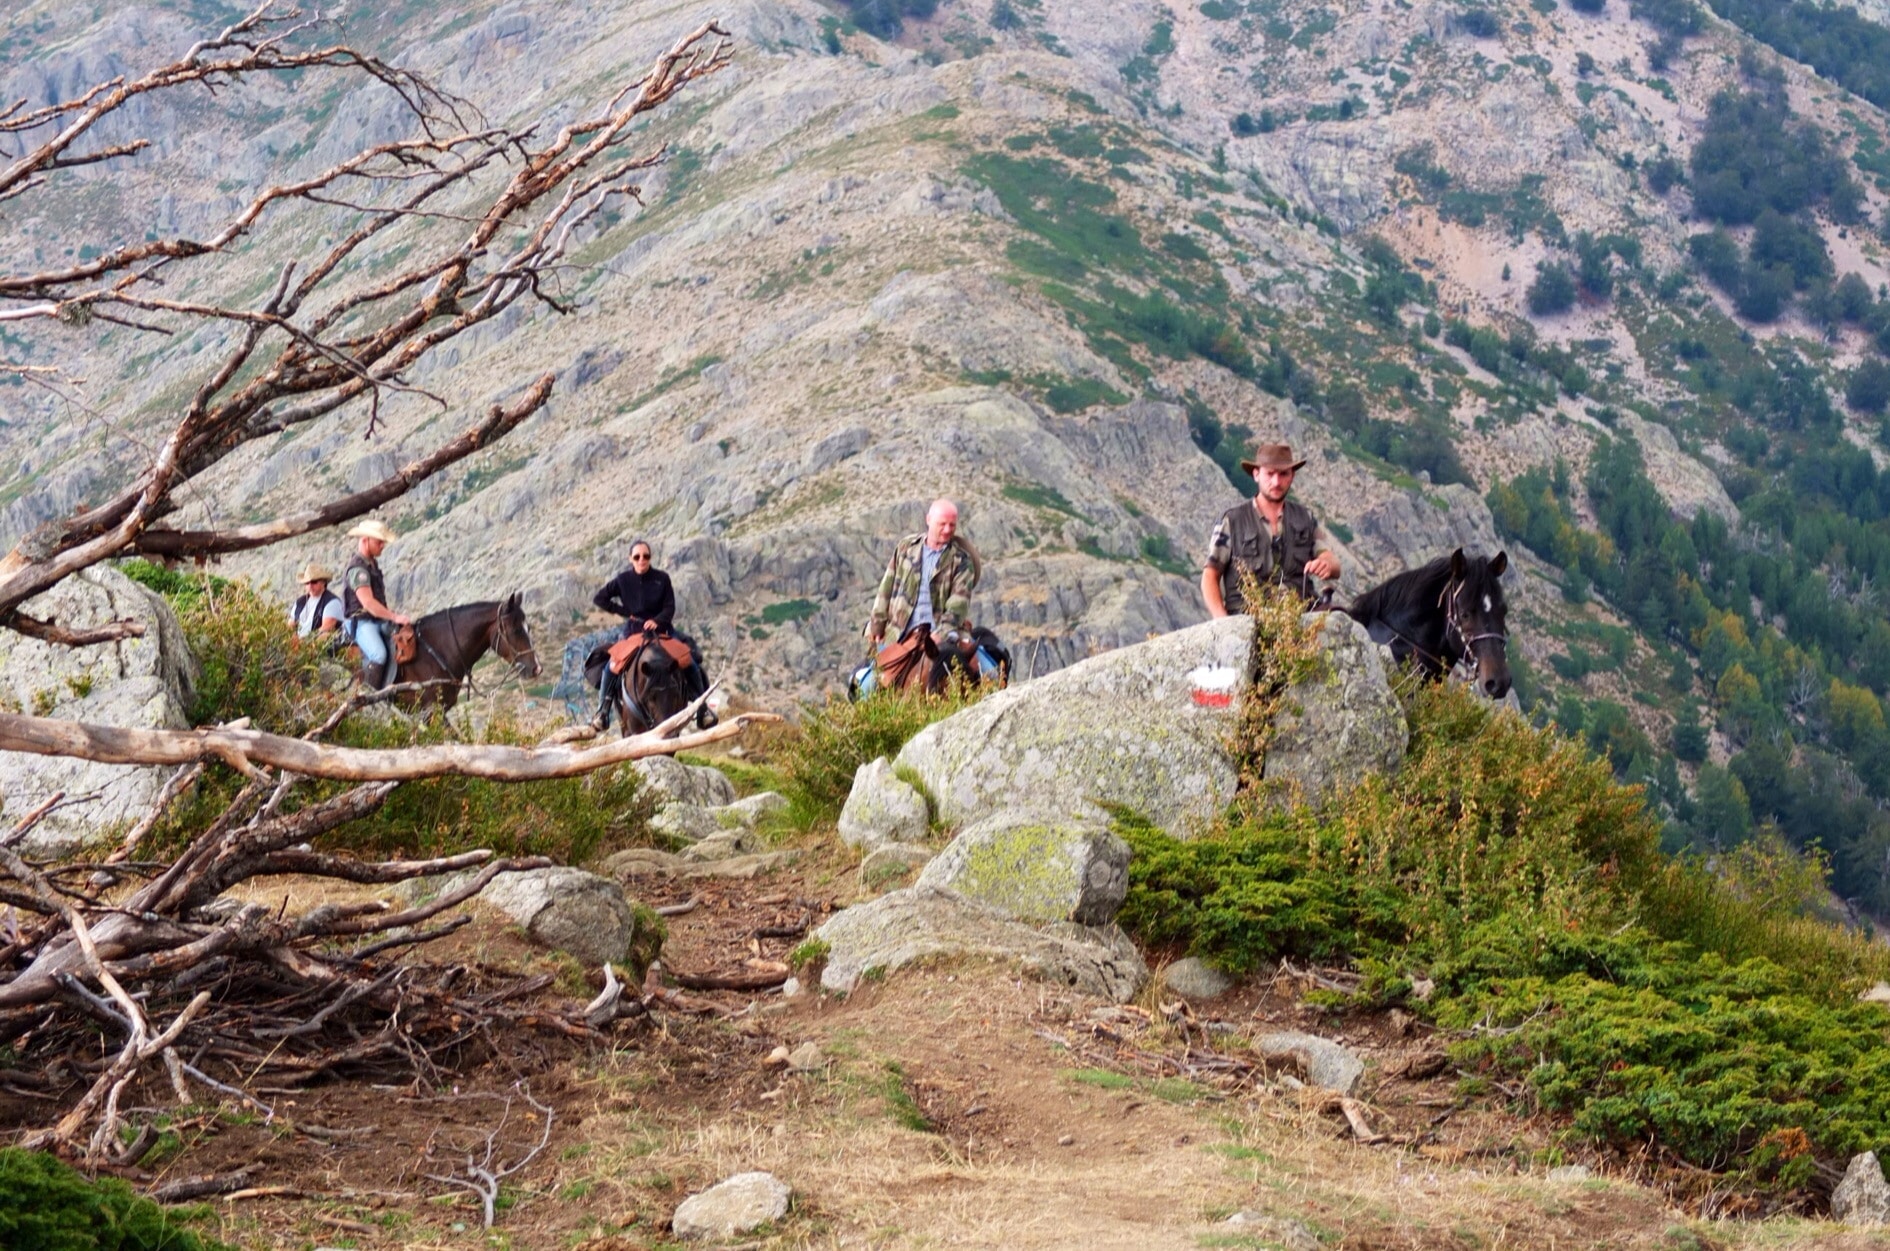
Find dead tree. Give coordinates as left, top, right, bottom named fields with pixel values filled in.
left=0, top=4, right=742, bottom=1160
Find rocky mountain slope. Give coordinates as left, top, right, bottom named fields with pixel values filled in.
left=5, top=0, right=1890, bottom=812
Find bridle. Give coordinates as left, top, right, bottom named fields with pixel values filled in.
left=1441, top=576, right=1508, bottom=677
left=618, top=633, right=686, bottom=731
left=492, top=601, right=539, bottom=677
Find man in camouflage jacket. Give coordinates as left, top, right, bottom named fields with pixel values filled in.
left=866, top=498, right=982, bottom=646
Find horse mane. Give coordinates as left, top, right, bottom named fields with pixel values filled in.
left=1347, top=555, right=1455, bottom=624
left=415, top=600, right=501, bottom=630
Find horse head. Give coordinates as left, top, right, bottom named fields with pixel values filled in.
left=1447, top=548, right=1511, bottom=700
left=494, top=592, right=541, bottom=679
left=628, top=635, right=690, bottom=729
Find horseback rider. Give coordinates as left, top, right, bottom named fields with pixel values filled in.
left=340, top=519, right=410, bottom=689
left=865, top=498, right=982, bottom=690
left=589, top=539, right=716, bottom=731
left=289, top=563, right=344, bottom=639
left=1202, top=443, right=1341, bottom=616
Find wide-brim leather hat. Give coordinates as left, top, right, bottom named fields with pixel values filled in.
left=346, top=520, right=397, bottom=543
left=296, top=563, right=334, bottom=584
left=1240, top=443, right=1308, bottom=474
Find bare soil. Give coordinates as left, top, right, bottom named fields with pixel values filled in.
left=9, top=844, right=1890, bottom=1250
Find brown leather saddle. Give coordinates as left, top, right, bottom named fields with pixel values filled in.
left=392, top=623, right=418, bottom=665
left=607, top=632, right=692, bottom=674
left=875, top=631, right=935, bottom=692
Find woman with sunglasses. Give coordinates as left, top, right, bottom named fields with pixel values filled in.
left=589, top=540, right=715, bottom=731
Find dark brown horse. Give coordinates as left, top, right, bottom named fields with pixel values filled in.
left=595, top=634, right=693, bottom=737
left=1332, top=549, right=1512, bottom=698
left=387, top=593, right=540, bottom=711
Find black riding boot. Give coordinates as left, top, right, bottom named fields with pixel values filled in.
left=591, top=670, right=617, bottom=732
left=684, top=663, right=718, bottom=729
left=361, top=661, right=387, bottom=690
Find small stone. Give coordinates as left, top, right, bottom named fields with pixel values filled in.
left=1057, top=1134, right=1074, bottom=1146
left=1161, top=956, right=1232, bottom=1000
left=671, top=1171, right=791, bottom=1240
left=1545, top=1164, right=1592, bottom=1183
left=1833, top=1152, right=1890, bottom=1226
left=727, top=791, right=788, bottom=822
left=765, top=1045, right=790, bottom=1068
left=1221, top=1212, right=1319, bottom=1251
left=786, top=1042, right=825, bottom=1072
left=781, top=977, right=803, bottom=997
left=1861, top=981, right=1890, bottom=1004
left=1255, top=1031, right=1365, bottom=1095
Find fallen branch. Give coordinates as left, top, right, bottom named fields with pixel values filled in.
left=0, top=708, right=781, bottom=781
left=423, top=1082, right=555, bottom=1229
left=666, top=968, right=792, bottom=992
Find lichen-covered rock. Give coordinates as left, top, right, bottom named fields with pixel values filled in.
left=633, top=755, right=736, bottom=808
left=916, top=813, right=1129, bottom=925
left=680, top=827, right=767, bottom=862
left=1261, top=613, right=1407, bottom=806
left=837, top=756, right=930, bottom=848
left=650, top=802, right=730, bottom=843
left=815, top=885, right=1147, bottom=1001
left=893, top=616, right=1253, bottom=836
left=0, top=567, right=198, bottom=856
left=726, top=790, right=787, bottom=822
left=1833, top=1152, right=1890, bottom=1227
left=859, top=841, right=934, bottom=892
left=476, top=866, right=638, bottom=966
left=672, top=1171, right=791, bottom=1240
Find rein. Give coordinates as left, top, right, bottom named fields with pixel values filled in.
left=414, top=601, right=538, bottom=701
left=1439, top=577, right=1508, bottom=676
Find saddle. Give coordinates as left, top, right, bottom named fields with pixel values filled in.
left=606, top=632, right=692, bottom=675
left=392, top=623, right=418, bottom=666
left=874, top=630, right=935, bottom=692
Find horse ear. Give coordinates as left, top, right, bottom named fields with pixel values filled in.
left=1449, top=548, right=1466, bottom=579
left=1489, top=550, right=1508, bottom=578
left=506, top=591, right=521, bottom=610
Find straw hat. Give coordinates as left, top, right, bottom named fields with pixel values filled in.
left=1238, top=442, right=1308, bottom=474
left=296, top=563, right=334, bottom=585
left=346, top=519, right=397, bottom=543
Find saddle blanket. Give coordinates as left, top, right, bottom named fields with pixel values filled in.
left=607, top=633, right=692, bottom=674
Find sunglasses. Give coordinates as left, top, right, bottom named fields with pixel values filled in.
left=631, top=553, right=651, bottom=562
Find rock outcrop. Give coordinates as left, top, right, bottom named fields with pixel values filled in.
left=915, top=813, right=1129, bottom=926
left=1833, top=1152, right=1890, bottom=1227
left=1261, top=613, right=1409, bottom=806
left=814, top=885, right=1149, bottom=1002
left=0, top=568, right=197, bottom=856
left=891, top=616, right=1254, bottom=837
left=836, top=757, right=930, bottom=849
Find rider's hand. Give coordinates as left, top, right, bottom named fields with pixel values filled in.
left=1307, top=554, right=1340, bottom=581
left=642, top=619, right=659, bottom=634
left=395, top=613, right=412, bottom=626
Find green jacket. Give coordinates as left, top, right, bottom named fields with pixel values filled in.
left=867, top=533, right=981, bottom=639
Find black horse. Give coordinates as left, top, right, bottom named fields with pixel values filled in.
left=387, top=593, right=540, bottom=711
left=1333, top=549, right=1511, bottom=698
left=586, top=634, right=697, bottom=737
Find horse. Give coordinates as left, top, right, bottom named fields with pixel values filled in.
left=377, top=592, right=540, bottom=711
left=1330, top=549, right=1512, bottom=698
left=939, top=625, right=1012, bottom=690
left=587, top=631, right=697, bottom=737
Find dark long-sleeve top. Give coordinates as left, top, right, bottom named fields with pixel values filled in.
left=593, top=566, right=676, bottom=629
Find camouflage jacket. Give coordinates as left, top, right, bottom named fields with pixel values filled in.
left=867, top=533, right=981, bottom=639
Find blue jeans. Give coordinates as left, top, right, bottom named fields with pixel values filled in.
left=349, top=617, right=388, bottom=665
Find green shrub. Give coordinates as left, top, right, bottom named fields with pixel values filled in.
left=766, top=688, right=974, bottom=827
left=127, top=562, right=652, bottom=864
left=121, top=560, right=331, bottom=730
left=1116, top=678, right=1890, bottom=1177
left=0, top=1146, right=231, bottom=1250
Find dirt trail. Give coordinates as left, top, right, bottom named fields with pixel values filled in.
left=12, top=846, right=1888, bottom=1248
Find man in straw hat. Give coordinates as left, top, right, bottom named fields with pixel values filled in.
left=288, top=563, right=343, bottom=639
left=1202, top=443, right=1341, bottom=616
left=341, top=519, right=410, bottom=688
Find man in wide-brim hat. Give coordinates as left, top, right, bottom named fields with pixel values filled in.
left=289, top=562, right=344, bottom=638
left=1202, top=442, right=1341, bottom=616
left=341, top=519, right=410, bottom=687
